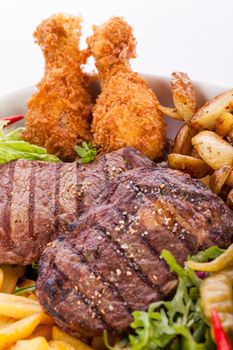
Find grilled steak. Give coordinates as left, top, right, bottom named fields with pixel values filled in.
left=37, top=166, right=233, bottom=340
left=0, top=147, right=153, bottom=264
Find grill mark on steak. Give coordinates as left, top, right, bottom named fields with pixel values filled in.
left=10, top=161, right=33, bottom=257
left=68, top=238, right=133, bottom=314
left=95, top=223, right=161, bottom=292
left=113, top=191, right=180, bottom=283
left=28, top=162, right=36, bottom=239
left=54, top=163, right=63, bottom=233
left=95, top=208, right=175, bottom=299
left=74, top=225, right=159, bottom=309
left=41, top=271, right=109, bottom=339
left=3, top=161, right=15, bottom=246
left=76, top=162, right=85, bottom=217
left=102, top=155, right=110, bottom=193
left=55, top=240, right=131, bottom=330
left=46, top=266, right=109, bottom=338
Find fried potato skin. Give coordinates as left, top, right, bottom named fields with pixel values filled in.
left=171, top=72, right=197, bottom=121
left=23, top=14, right=93, bottom=161
left=87, top=17, right=166, bottom=160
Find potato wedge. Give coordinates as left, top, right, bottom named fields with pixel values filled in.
left=215, top=112, right=233, bottom=137
left=227, top=128, right=233, bottom=143
left=173, top=124, right=197, bottom=155
left=190, top=89, right=233, bottom=130
left=192, top=131, right=233, bottom=170
left=200, top=175, right=210, bottom=187
left=171, top=72, right=197, bottom=121
left=191, top=147, right=201, bottom=159
left=167, top=153, right=212, bottom=178
left=157, top=105, right=183, bottom=120
left=226, top=172, right=233, bottom=187
left=227, top=188, right=233, bottom=209
left=209, top=166, right=232, bottom=194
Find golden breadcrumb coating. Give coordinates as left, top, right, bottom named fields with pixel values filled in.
left=23, top=14, right=93, bottom=161
left=87, top=17, right=166, bottom=160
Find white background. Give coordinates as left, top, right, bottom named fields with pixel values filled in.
left=0, top=0, right=232, bottom=95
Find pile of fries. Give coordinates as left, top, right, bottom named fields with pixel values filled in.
left=158, top=72, right=233, bottom=208
left=0, top=266, right=94, bottom=350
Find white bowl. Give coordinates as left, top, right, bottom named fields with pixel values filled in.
left=0, top=74, right=230, bottom=139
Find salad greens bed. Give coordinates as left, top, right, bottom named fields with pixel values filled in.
left=0, top=121, right=60, bottom=163
left=105, top=247, right=225, bottom=350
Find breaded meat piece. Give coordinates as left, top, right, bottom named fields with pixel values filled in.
left=23, top=14, right=93, bottom=161
left=87, top=17, right=166, bottom=160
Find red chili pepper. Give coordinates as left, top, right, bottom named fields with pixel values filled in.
left=211, top=308, right=231, bottom=350
left=1, top=115, right=24, bottom=127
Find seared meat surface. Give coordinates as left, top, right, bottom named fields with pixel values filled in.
left=37, top=166, right=233, bottom=340
left=0, top=148, right=153, bottom=264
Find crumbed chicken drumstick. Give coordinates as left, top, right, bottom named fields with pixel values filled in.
left=87, top=17, right=166, bottom=159
left=23, top=14, right=93, bottom=161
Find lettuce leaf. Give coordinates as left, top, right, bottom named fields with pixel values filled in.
left=0, top=122, right=60, bottom=163
left=190, top=246, right=225, bottom=263
left=75, top=142, right=97, bottom=163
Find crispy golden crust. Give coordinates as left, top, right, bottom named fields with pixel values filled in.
left=87, top=17, right=166, bottom=160
left=23, top=14, right=93, bottom=161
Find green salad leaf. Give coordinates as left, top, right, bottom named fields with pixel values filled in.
left=14, top=285, right=36, bottom=295
left=31, top=262, right=39, bottom=270
left=190, top=246, right=225, bottom=263
left=75, top=142, right=97, bottom=163
left=105, top=249, right=217, bottom=350
left=0, top=122, right=60, bottom=163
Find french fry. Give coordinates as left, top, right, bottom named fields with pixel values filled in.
left=0, top=294, right=53, bottom=324
left=30, top=324, right=53, bottom=340
left=192, top=131, right=233, bottom=170
left=172, top=124, right=197, bottom=155
left=167, top=153, right=212, bottom=178
left=208, top=166, right=232, bottom=194
left=157, top=105, right=183, bottom=120
left=0, top=270, right=3, bottom=291
left=52, top=327, right=93, bottom=350
left=0, top=293, right=38, bottom=305
left=0, top=265, right=25, bottom=294
left=171, top=72, right=197, bottom=121
left=0, top=313, right=44, bottom=349
left=49, top=340, right=75, bottom=350
left=10, top=336, right=49, bottom=350
left=0, top=315, right=15, bottom=329
left=215, top=112, right=233, bottom=137
left=191, top=88, right=233, bottom=130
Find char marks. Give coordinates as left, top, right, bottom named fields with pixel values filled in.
left=28, top=162, right=36, bottom=239
left=3, top=161, right=16, bottom=246
left=54, top=162, right=63, bottom=233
